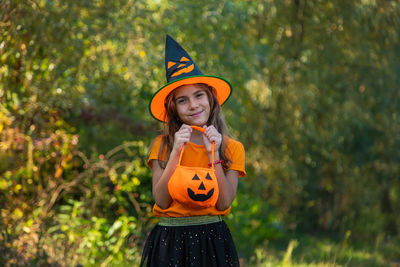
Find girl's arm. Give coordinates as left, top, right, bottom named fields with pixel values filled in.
left=152, top=124, right=192, bottom=209
left=213, top=153, right=239, bottom=211
left=151, top=152, right=179, bottom=209
left=202, top=125, right=239, bottom=210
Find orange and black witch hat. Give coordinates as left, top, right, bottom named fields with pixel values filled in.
left=149, top=35, right=232, bottom=122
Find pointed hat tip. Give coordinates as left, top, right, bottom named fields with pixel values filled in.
left=166, top=34, right=175, bottom=43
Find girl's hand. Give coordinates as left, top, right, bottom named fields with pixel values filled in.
left=202, top=125, right=222, bottom=153
left=172, top=124, right=192, bottom=154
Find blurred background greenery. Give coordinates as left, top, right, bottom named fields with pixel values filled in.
left=1, top=0, right=400, bottom=266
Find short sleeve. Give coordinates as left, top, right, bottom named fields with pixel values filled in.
left=147, top=135, right=167, bottom=168
left=226, top=138, right=246, bottom=177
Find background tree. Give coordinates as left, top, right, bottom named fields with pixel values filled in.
left=1, top=0, right=399, bottom=265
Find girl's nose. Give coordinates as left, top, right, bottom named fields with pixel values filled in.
left=188, top=98, right=198, bottom=109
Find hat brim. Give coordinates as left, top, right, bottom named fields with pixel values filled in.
left=149, top=75, right=232, bottom=122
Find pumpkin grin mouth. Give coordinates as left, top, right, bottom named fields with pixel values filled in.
left=187, top=188, right=214, bottom=202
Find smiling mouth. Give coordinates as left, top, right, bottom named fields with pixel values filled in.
left=190, top=111, right=203, bottom=117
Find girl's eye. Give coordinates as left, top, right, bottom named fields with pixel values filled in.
left=176, top=98, right=186, bottom=104
left=196, top=92, right=204, bottom=98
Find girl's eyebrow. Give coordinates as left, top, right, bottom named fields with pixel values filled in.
left=175, top=95, right=187, bottom=100
left=175, top=90, right=204, bottom=99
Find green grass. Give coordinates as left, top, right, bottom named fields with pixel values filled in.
left=242, top=234, right=400, bottom=267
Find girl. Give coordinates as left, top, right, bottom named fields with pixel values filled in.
left=141, top=35, right=246, bottom=267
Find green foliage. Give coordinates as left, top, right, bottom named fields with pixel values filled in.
left=47, top=200, right=141, bottom=266
left=0, top=103, right=152, bottom=265
left=1, top=0, right=400, bottom=265
left=227, top=182, right=284, bottom=259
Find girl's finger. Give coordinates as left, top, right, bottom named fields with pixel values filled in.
left=180, top=124, right=192, bottom=132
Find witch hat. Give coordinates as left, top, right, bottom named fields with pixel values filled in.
left=149, top=35, right=232, bottom=122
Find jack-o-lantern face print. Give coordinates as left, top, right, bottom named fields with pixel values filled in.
left=187, top=173, right=215, bottom=202
left=168, top=57, right=195, bottom=78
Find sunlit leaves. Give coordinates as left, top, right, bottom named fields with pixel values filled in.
left=1, top=0, right=400, bottom=265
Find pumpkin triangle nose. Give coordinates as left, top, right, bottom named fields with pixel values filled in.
left=198, top=182, right=206, bottom=190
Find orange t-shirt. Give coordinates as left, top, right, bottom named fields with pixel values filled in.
left=148, top=135, right=246, bottom=217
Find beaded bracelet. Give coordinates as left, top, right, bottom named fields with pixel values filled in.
left=208, top=159, right=222, bottom=167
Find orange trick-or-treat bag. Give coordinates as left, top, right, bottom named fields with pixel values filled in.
left=168, top=126, right=220, bottom=209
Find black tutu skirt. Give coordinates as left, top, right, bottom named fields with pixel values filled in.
left=140, top=221, right=239, bottom=267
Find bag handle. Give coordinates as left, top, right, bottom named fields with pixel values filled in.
left=177, top=125, right=215, bottom=168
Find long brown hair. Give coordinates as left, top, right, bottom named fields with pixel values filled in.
left=157, top=83, right=232, bottom=170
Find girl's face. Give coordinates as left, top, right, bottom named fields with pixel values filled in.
left=174, top=84, right=210, bottom=126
